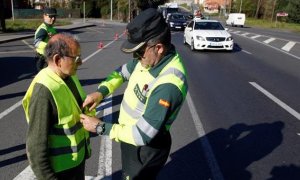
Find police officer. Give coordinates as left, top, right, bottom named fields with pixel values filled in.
left=80, top=8, right=188, bottom=180
left=34, top=7, right=57, bottom=71
left=23, top=33, right=93, bottom=180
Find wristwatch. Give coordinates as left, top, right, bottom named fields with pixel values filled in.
left=95, top=122, right=105, bottom=135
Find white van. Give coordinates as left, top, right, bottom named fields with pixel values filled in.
left=226, top=13, right=245, bottom=27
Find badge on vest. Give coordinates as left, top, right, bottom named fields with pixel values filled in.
left=134, top=84, right=147, bottom=104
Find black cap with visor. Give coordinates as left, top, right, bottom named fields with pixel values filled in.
left=121, top=8, right=169, bottom=53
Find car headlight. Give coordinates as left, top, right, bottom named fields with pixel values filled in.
left=196, top=36, right=205, bottom=41
left=169, top=22, right=174, bottom=26
left=226, top=36, right=233, bottom=41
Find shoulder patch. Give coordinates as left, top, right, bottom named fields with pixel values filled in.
left=159, top=99, right=170, bottom=108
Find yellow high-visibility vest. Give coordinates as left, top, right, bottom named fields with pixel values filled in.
left=23, top=68, right=93, bottom=172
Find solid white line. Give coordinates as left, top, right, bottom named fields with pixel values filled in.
left=0, top=100, right=22, bottom=120
left=97, top=95, right=112, bottom=179
left=242, top=50, right=252, bottom=54
left=87, top=27, right=104, bottom=33
left=0, top=50, right=33, bottom=54
left=241, top=32, right=249, bottom=36
left=251, top=35, right=261, bottom=39
left=22, top=40, right=35, bottom=49
left=186, top=92, right=224, bottom=180
left=281, top=41, right=296, bottom=52
left=249, top=82, right=300, bottom=120
left=264, top=37, right=276, bottom=44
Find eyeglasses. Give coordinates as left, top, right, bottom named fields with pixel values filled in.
left=64, top=55, right=82, bottom=63
left=133, top=44, right=156, bottom=59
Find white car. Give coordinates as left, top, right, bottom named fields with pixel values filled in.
left=183, top=19, right=233, bottom=51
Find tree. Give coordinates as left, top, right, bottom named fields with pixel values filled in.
left=286, top=0, right=300, bottom=23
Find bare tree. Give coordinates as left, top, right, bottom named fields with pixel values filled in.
left=255, top=0, right=262, bottom=18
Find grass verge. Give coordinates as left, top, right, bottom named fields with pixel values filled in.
left=5, top=19, right=72, bottom=32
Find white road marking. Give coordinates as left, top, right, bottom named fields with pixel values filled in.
left=0, top=50, right=33, bottom=54
left=0, top=100, right=22, bottom=120
left=281, top=41, right=296, bottom=52
left=242, top=50, right=252, bottom=54
left=241, top=32, right=249, bottom=36
left=249, top=82, right=300, bottom=120
left=13, top=166, right=36, bottom=180
left=251, top=35, right=261, bottom=39
left=264, top=38, right=276, bottom=44
left=239, top=34, right=300, bottom=60
left=186, top=92, right=224, bottom=180
left=87, top=27, right=104, bottom=33
left=22, top=40, right=35, bottom=49
left=96, top=95, right=112, bottom=179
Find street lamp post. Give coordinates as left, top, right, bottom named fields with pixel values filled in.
left=128, top=0, right=131, bottom=22
left=11, top=0, right=14, bottom=21
left=110, top=0, right=113, bottom=21
left=83, top=1, right=86, bottom=23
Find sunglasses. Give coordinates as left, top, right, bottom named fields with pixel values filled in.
left=64, top=55, right=82, bottom=63
left=47, top=15, right=56, bottom=19
left=133, top=44, right=156, bottom=59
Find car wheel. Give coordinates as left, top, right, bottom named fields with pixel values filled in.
left=190, top=38, right=195, bottom=51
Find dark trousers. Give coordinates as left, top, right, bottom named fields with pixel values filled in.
left=35, top=53, right=47, bottom=72
left=55, top=160, right=85, bottom=180
left=121, top=131, right=171, bottom=180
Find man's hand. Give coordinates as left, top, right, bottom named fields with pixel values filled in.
left=80, top=114, right=102, bottom=133
left=82, top=92, right=103, bottom=111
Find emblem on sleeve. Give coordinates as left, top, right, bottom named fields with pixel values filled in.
left=159, top=99, right=170, bottom=108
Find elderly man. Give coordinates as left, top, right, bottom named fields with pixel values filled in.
left=23, top=33, right=94, bottom=180
left=80, top=8, right=188, bottom=180
left=34, top=7, right=57, bottom=71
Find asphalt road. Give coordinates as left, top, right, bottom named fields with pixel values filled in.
left=0, top=22, right=300, bottom=180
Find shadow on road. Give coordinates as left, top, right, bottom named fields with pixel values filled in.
left=0, top=56, right=36, bottom=88
left=158, top=121, right=286, bottom=179
left=93, top=121, right=300, bottom=179
left=0, top=144, right=27, bottom=168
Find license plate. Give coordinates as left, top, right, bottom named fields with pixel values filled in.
left=210, top=42, right=222, bottom=46
left=175, top=26, right=181, bottom=29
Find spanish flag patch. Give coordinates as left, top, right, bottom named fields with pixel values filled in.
left=159, top=99, right=170, bottom=108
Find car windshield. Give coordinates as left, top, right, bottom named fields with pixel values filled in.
left=170, top=14, right=186, bottom=20
left=194, top=22, right=224, bottom=30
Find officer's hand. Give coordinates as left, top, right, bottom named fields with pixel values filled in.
left=82, top=92, right=103, bottom=111
left=80, top=114, right=102, bottom=133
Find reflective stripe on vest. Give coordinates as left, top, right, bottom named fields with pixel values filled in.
left=22, top=68, right=92, bottom=172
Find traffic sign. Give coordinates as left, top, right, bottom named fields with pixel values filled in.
left=276, top=12, right=288, bottom=17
